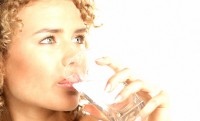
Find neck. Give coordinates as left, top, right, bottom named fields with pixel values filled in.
left=4, top=97, right=68, bottom=121
left=3, top=88, right=70, bottom=121
left=7, top=105, right=67, bottom=121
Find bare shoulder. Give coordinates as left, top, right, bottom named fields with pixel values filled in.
left=80, top=115, right=98, bottom=121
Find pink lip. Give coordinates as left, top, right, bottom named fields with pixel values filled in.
left=57, top=74, right=82, bottom=89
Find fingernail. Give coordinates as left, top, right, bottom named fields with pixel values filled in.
left=95, top=57, right=108, bottom=63
left=95, top=58, right=104, bottom=62
left=105, top=84, right=112, bottom=92
left=135, top=116, right=142, bottom=121
left=114, top=95, right=123, bottom=103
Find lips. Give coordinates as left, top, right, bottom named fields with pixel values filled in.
left=57, top=74, right=83, bottom=89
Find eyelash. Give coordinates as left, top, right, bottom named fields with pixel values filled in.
left=72, top=35, right=86, bottom=45
left=39, top=34, right=86, bottom=45
left=40, top=35, right=56, bottom=44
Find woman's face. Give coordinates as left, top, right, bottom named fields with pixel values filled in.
left=4, top=0, right=87, bottom=111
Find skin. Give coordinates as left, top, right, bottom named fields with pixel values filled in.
left=4, top=0, right=88, bottom=121
left=3, top=0, right=171, bottom=121
left=94, top=57, right=171, bottom=121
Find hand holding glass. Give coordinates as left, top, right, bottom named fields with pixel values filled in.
left=73, top=51, right=145, bottom=121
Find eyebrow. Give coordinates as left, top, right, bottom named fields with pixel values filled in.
left=33, top=28, right=87, bottom=35
left=33, top=28, right=63, bottom=35
left=74, top=28, right=87, bottom=34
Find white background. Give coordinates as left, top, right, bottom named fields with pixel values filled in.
left=90, top=0, right=200, bottom=121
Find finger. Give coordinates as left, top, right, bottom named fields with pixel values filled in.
left=137, top=90, right=170, bottom=120
left=116, top=80, right=162, bottom=104
left=95, top=57, right=139, bottom=91
left=114, top=80, right=144, bottom=102
left=105, top=68, right=132, bottom=92
left=95, top=56, right=123, bottom=72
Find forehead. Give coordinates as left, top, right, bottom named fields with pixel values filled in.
left=17, top=0, right=84, bottom=34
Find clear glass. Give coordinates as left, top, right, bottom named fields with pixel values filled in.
left=72, top=50, right=145, bottom=121
left=74, top=81, right=145, bottom=121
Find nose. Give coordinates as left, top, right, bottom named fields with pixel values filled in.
left=63, top=50, right=88, bottom=76
left=61, top=39, right=86, bottom=65
left=63, top=51, right=85, bottom=66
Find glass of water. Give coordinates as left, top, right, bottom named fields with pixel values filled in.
left=73, top=50, right=145, bottom=121
left=73, top=80, right=145, bottom=121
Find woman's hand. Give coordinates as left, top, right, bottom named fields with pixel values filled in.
left=94, top=57, right=171, bottom=121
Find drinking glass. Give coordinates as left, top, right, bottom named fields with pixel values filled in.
left=73, top=50, right=145, bottom=121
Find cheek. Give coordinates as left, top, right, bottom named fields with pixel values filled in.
left=4, top=48, right=62, bottom=94
left=4, top=48, right=66, bottom=106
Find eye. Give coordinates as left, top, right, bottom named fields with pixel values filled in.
left=40, top=36, right=56, bottom=44
left=72, top=35, right=85, bottom=44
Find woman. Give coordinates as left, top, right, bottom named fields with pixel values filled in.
left=0, top=0, right=170, bottom=121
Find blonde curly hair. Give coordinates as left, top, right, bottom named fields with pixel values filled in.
left=0, top=0, right=95, bottom=120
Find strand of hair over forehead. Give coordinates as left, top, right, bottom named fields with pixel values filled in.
left=0, top=0, right=30, bottom=4
left=0, top=0, right=96, bottom=41
left=0, top=0, right=29, bottom=51
left=0, top=0, right=96, bottom=26
left=73, top=0, right=96, bottom=26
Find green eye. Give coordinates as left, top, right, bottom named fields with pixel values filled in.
left=40, top=36, right=56, bottom=44
left=72, top=35, right=85, bottom=44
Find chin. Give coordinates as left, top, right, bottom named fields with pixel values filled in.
left=61, top=95, right=80, bottom=111
left=50, top=90, right=81, bottom=111
left=68, top=103, right=80, bottom=111
left=51, top=102, right=79, bottom=112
